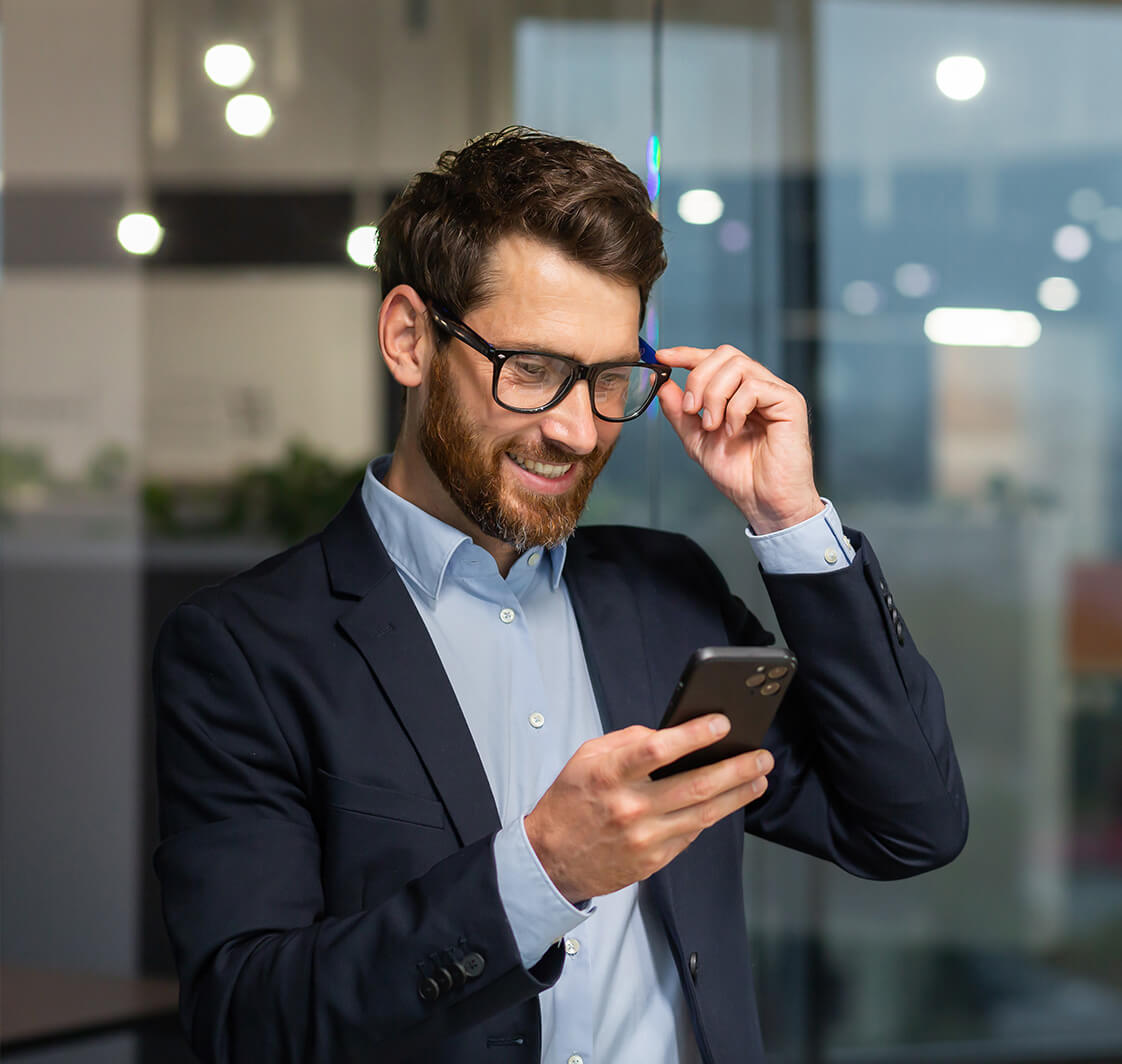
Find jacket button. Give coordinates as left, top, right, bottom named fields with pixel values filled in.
left=434, top=965, right=454, bottom=992
left=688, top=951, right=699, bottom=983
left=418, top=977, right=440, bottom=1002
left=462, top=952, right=486, bottom=978
left=895, top=621, right=905, bottom=645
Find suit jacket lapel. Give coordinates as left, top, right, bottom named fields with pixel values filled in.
left=322, top=489, right=500, bottom=848
left=565, top=531, right=683, bottom=932
left=564, top=532, right=657, bottom=735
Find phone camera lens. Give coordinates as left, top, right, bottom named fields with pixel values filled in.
left=746, top=674, right=766, bottom=688
left=760, top=681, right=781, bottom=696
left=766, top=666, right=788, bottom=679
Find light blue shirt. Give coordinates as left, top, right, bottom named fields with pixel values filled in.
left=361, top=456, right=852, bottom=1064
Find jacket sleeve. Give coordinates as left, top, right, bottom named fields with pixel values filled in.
left=725, top=529, right=969, bottom=878
left=153, top=602, right=562, bottom=1064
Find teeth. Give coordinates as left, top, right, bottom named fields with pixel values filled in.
left=509, top=453, right=572, bottom=479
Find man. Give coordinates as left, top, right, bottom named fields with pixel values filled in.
left=154, top=127, right=967, bottom=1064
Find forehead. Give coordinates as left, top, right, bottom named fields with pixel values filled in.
left=472, top=235, right=640, bottom=354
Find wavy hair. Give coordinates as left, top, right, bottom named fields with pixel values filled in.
left=375, top=126, right=666, bottom=324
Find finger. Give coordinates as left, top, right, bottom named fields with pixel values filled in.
left=679, top=347, right=746, bottom=420
left=661, top=773, right=769, bottom=841
left=650, top=748, right=773, bottom=815
left=723, top=384, right=757, bottom=438
left=694, top=354, right=762, bottom=432
left=654, top=346, right=715, bottom=371
left=658, top=345, right=787, bottom=385
left=725, top=374, right=807, bottom=437
left=613, top=713, right=731, bottom=780
left=585, top=724, right=655, bottom=756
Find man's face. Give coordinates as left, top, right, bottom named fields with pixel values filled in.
left=416, top=235, right=640, bottom=552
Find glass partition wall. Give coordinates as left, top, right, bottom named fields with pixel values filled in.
left=3, top=1, right=1121, bottom=1061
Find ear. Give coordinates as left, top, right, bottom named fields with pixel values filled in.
left=378, top=285, right=432, bottom=388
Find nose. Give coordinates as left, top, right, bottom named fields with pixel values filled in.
left=540, top=380, right=600, bottom=455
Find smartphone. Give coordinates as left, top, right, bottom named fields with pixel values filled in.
left=650, top=646, right=797, bottom=779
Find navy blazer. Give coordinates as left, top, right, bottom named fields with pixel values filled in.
left=153, top=487, right=967, bottom=1063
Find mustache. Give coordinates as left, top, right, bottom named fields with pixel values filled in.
left=502, top=443, right=598, bottom=466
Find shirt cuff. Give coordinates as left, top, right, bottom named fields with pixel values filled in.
left=493, top=816, right=594, bottom=970
left=745, top=499, right=856, bottom=574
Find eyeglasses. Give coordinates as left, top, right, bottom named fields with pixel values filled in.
left=427, top=304, right=671, bottom=423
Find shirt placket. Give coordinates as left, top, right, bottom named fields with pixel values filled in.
left=509, top=571, right=598, bottom=1064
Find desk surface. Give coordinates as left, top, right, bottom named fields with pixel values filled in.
left=0, top=966, right=179, bottom=1050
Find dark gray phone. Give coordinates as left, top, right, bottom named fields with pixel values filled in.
left=651, top=646, right=797, bottom=779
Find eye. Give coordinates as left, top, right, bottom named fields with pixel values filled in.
left=595, top=367, right=633, bottom=392
left=507, top=355, right=552, bottom=381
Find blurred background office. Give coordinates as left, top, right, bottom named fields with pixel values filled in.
left=2, top=0, right=1122, bottom=1061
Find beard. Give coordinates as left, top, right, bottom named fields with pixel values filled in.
left=418, top=350, right=614, bottom=553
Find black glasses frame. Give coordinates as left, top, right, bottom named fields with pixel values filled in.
left=427, top=304, right=671, bottom=423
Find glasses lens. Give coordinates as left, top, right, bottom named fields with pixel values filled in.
left=592, top=364, right=660, bottom=420
left=496, top=354, right=572, bottom=411
left=495, top=353, right=660, bottom=420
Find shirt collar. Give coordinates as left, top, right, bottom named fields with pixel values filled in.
left=360, top=455, right=567, bottom=602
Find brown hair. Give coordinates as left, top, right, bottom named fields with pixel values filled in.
left=375, top=126, right=666, bottom=323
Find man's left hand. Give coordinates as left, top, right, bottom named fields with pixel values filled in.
left=656, top=344, right=822, bottom=533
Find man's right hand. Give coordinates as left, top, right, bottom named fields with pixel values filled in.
left=523, top=714, right=773, bottom=904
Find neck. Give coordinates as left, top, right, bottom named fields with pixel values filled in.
left=382, top=436, right=520, bottom=577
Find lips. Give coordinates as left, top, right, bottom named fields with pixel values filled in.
left=507, top=452, right=574, bottom=480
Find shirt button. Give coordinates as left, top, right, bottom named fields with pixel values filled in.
left=529, top=712, right=545, bottom=729
left=499, top=607, right=516, bottom=624
left=564, top=937, right=580, bottom=956
left=568, top=1056, right=584, bottom=1064
left=527, top=552, right=541, bottom=567
left=824, top=547, right=839, bottom=565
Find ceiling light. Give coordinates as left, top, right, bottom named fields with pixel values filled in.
left=935, top=56, right=986, bottom=101
left=677, top=189, right=724, bottom=226
left=1068, top=188, right=1103, bottom=223
left=117, top=212, right=164, bottom=256
left=894, top=263, right=937, bottom=298
left=1053, top=224, right=1091, bottom=262
left=346, top=226, right=379, bottom=268
left=1095, top=206, right=1122, bottom=242
left=225, top=94, right=274, bottom=137
left=718, top=219, right=751, bottom=253
left=842, top=280, right=881, bottom=315
left=924, top=307, right=1040, bottom=347
left=204, top=43, right=255, bottom=89
left=1037, top=277, right=1080, bottom=312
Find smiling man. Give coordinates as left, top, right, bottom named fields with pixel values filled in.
left=153, top=128, right=967, bottom=1064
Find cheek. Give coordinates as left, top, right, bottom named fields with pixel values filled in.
left=432, top=348, right=493, bottom=408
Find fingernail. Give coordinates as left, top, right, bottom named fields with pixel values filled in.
left=709, top=715, right=730, bottom=736
left=756, top=753, right=772, bottom=773
left=724, top=422, right=734, bottom=438
left=701, top=409, right=712, bottom=428
left=752, top=777, right=765, bottom=794
left=683, top=391, right=696, bottom=412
